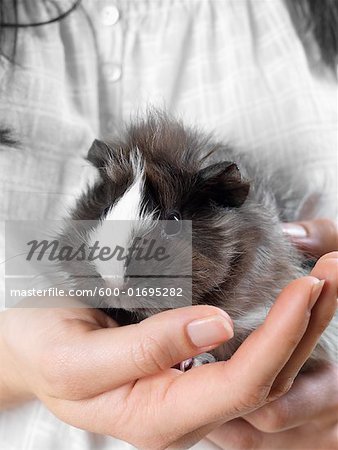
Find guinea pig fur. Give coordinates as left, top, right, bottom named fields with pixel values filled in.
left=66, top=111, right=337, bottom=371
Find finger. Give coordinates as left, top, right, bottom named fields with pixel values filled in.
left=218, top=277, right=324, bottom=407
left=152, top=276, right=323, bottom=431
left=167, top=422, right=224, bottom=449
left=245, top=364, right=338, bottom=433
left=266, top=255, right=338, bottom=399
left=283, top=219, right=338, bottom=258
left=208, top=416, right=338, bottom=450
left=261, top=423, right=338, bottom=450
left=172, top=418, right=263, bottom=450
left=170, top=417, right=260, bottom=449
left=207, top=419, right=263, bottom=450
left=42, top=277, right=323, bottom=445
left=43, top=305, right=234, bottom=399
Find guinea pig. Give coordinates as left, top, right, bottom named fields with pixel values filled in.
left=62, top=111, right=337, bottom=371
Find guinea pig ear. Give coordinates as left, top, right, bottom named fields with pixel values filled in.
left=87, top=139, right=112, bottom=169
left=196, top=161, right=250, bottom=207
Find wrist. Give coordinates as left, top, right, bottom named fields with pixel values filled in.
left=0, top=311, right=34, bottom=410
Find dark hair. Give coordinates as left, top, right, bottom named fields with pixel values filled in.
left=290, top=0, right=338, bottom=69
left=0, top=126, right=17, bottom=145
left=0, top=0, right=337, bottom=66
left=0, top=0, right=82, bottom=61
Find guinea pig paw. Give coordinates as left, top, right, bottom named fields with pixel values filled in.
left=179, top=358, right=194, bottom=372
left=179, top=353, right=216, bottom=372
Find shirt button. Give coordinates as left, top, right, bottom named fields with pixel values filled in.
left=100, top=5, right=120, bottom=26
left=103, top=63, right=122, bottom=82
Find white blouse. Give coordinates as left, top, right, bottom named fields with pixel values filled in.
left=0, top=0, right=337, bottom=448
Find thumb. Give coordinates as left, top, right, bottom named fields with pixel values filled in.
left=282, top=218, right=338, bottom=257
left=51, top=305, right=233, bottom=400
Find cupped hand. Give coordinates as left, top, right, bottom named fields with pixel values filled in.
left=207, top=361, right=338, bottom=449
left=207, top=218, right=338, bottom=450
left=1, top=251, right=336, bottom=449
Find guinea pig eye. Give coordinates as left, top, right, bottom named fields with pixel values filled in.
left=163, top=211, right=182, bottom=237
left=103, top=206, right=111, bottom=217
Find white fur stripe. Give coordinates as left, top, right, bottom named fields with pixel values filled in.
left=90, top=166, right=144, bottom=286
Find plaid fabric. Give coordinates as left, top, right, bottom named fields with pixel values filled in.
left=0, top=0, right=337, bottom=449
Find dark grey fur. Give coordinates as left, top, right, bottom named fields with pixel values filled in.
left=69, top=112, right=337, bottom=370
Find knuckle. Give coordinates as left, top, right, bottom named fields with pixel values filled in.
left=323, top=219, right=338, bottom=241
left=267, top=378, right=294, bottom=402
left=253, top=401, right=290, bottom=432
left=131, top=334, right=170, bottom=375
left=239, top=383, right=271, bottom=411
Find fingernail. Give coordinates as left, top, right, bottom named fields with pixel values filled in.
left=282, top=223, right=308, bottom=238
left=187, top=315, right=234, bottom=348
left=215, top=308, right=234, bottom=327
left=309, top=279, right=325, bottom=308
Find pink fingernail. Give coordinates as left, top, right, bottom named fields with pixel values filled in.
left=282, top=223, right=308, bottom=238
left=187, top=315, right=234, bottom=348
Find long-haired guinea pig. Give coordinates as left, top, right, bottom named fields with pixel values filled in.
left=63, top=112, right=337, bottom=371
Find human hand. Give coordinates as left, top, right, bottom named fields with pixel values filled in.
left=207, top=218, right=338, bottom=450
left=207, top=362, right=338, bottom=450
left=282, top=218, right=338, bottom=257
left=1, top=252, right=336, bottom=449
